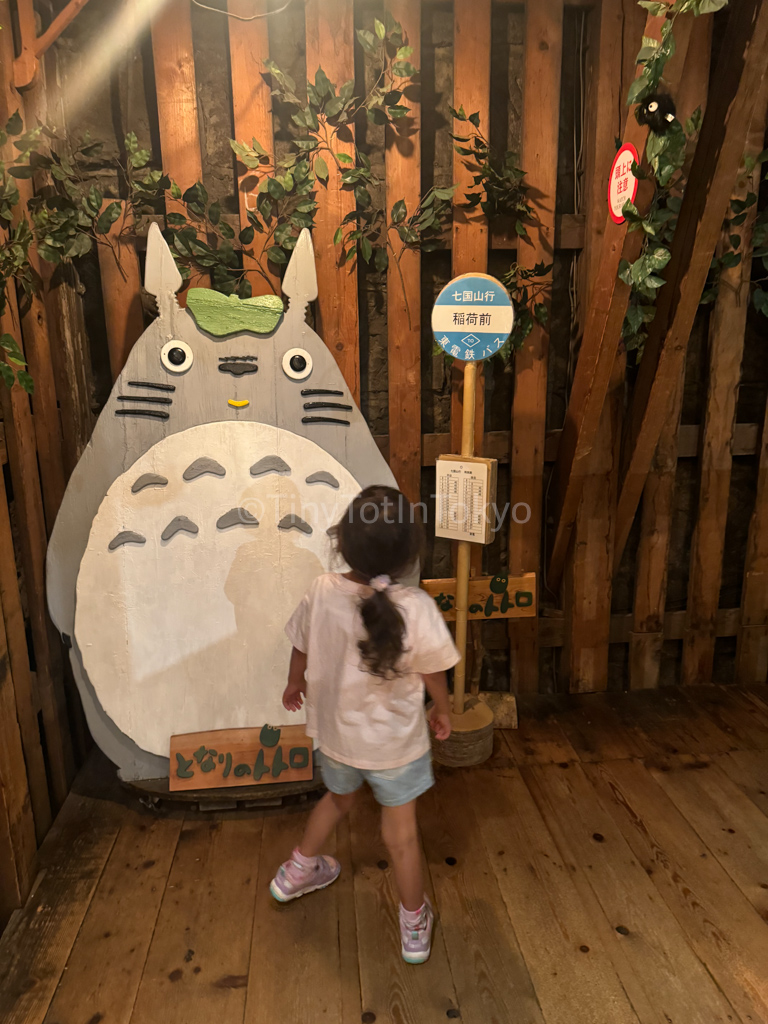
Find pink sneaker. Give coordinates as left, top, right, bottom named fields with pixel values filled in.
left=400, top=896, right=434, bottom=964
left=269, top=849, right=340, bottom=903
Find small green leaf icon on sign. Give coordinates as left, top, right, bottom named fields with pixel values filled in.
left=260, top=725, right=281, bottom=748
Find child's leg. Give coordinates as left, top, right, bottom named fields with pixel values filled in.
left=299, top=790, right=357, bottom=857
left=380, top=800, right=423, bottom=911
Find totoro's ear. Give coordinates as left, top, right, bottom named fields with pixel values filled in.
left=144, top=222, right=182, bottom=299
left=282, top=228, right=318, bottom=311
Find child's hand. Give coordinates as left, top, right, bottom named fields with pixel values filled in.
left=282, top=680, right=305, bottom=712
left=429, top=710, right=452, bottom=741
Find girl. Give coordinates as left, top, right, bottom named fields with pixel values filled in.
left=270, top=486, right=459, bottom=964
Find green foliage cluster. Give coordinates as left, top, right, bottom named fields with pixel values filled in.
left=619, top=0, right=767, bottom=355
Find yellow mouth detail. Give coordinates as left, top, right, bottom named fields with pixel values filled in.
left=228, top=399, right=249, bottom=408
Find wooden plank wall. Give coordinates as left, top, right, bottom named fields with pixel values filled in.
left=2, top=3, right=768, bottom=930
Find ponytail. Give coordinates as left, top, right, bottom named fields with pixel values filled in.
left=358, top=580, right=406, bottom=679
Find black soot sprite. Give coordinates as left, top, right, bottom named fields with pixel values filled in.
left=636, top=93, right=677, bottom=134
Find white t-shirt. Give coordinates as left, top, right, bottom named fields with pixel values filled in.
left=285, top=573, right=460, bottom=770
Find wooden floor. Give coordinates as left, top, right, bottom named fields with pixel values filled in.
left=3, top=686, right=768, bottom=1024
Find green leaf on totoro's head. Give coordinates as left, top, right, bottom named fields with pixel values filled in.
left=186, top=289, right=284, bottom=337
left=260, top=724, right=281, bottom=748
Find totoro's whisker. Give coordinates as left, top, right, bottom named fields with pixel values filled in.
left=116, top=409, right=170, bottom=421
left=302, top=416, right=350, bottom=426
left=108, top=531, right=146, bottom=551
left=118, top=395, right=173, bottom=406
left=183, top=457, right=226, bottom=481
left=303, top=402, right=353, bottom=412
left=250, top=456, right=291, bottom=477
left=217, top=508, right=260, bottom=530
left=278, top=514, right=313, bottom=536
left=132, top=474, right=168, bottom=494
left=301, top=388, right=344, bottom=397
left=161, top=516, right=199, bottom=541
left=128, top=380, right=176, bottom=392
left=306, top=471, right=340, bottom=489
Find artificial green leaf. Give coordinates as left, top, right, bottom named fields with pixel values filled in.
left=627, top=75, right=651, bottom=107
left=374, top=246, right=388, bottom=272
left=208, top=200, right=221, bottom=225
left=267, top=245, right=288, bottom=264
left=360, top=236, right=373, bottom=262
left=754, top=288, right=768, bottom=316
left=638, top=1, right=667, bottom=13
left=239, top=225, right=255, bottom=245
left=167, top=212, right=187, bottom=226
left=336, top=152, right=354, bottom=164
left=220, top=221, right=235, bottom=239
left=314, top=155, right=329, bottom=183
left=391, top=60, right=416, bottom=78
left=95, top=201, right=122, bottom=234
left=356, top=28, right=377, bottom=54
left=7, top=166, right=34, bottom=179
left=0, top=334, right=25, bottom=365
left=5, top=111, right=23, bottom=136
left=391, top=198, right=406, bottom=224
left=333, top=226, right=343, bottom=245
left=374, top=17, right=386, bottom=39
left=17, top=370, right=33, bottom=395
left=0, top=363, right=15, bottom=389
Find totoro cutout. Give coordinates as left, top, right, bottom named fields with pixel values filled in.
left=47, top=226, right=400, bottom=781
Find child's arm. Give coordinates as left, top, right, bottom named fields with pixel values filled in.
left=283, top=647, right=308, bottom=711
left=423, top=670, right=452, bottom=741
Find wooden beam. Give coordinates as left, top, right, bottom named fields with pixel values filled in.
left=629, top=20, right=713, bottom=691
left=227, top=0, right=280, bottom=296
left=385, top=1, right=421, bottom=504
left=305, top=0, right=360, bottom=402
left=14, top=0, right=94, bottom=89
left=615, top=0, right=768, bottom=566
left=547, top=12, right=693, bottom=589
left=683, top=86, right=768, bottom=686
left=508, top=0, right=563, bottom=693
left=540, top=607, right=742, bottom=650
left=96, top=201, right=145, bottom=381
left=563, top=0, right=624, bottom=695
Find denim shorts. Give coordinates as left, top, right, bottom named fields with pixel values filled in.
left=318, top=750, right=434, bottom=807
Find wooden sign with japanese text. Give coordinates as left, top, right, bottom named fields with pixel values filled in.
left=422, top=573, right=537, bottom=621
left=169, top=724, right=313, bottom=791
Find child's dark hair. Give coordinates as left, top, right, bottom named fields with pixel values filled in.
left=332, top=486, right=424, bottom=679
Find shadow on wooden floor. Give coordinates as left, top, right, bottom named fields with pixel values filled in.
left=2, top=685, right=768, bottom=1024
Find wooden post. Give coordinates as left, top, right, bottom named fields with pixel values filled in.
left=738, top=399, right=768, bottom=684
left=97, top=201, right=145, bottom=381
left=227, top=0, right=281, bottom=296
left=150, top=0, right=208, bottom=295
left=508, top=0, right=563, bottom=693
left=305, top=0, right=360, bottom=402
left=628, top=19, right=713, bottom=690
left=385, top=0, right=421, bottom=505
left=547, top=12, right=694, bottom=589
left=453, top=362, right=477, bottom=714
left=615, top=0, right=768, bottom=567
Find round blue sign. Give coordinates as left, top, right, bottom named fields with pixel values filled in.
left=431, top=273, right=515, bottom=362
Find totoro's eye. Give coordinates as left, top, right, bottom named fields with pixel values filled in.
left=161, top=340, right=194, bottom=375
left=282, top=347, right=313, bottom=381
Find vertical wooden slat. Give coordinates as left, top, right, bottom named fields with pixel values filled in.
left=0, top=588, right=37, bottom=931
left=564, top=0, right=623, bottom=693
left=451, top=0, right=490, bottom=467
left=305, top=0, right=360, bottom=403
left=227, top=0, right=281, bottom=296
left=683, top=85, right=768, bottom=686
left=0, top=467, right=51, bottom=842
left=385, top=1, right=421, bottom=504
left=629, top=27, right=713, bottom=690
left=97, top=201, right=145, bottom=381
left=738, top=412, right=768, bottom=684
left=151, top=0, right=207, bottom=296
left=508, top=0, right=563, bottom=693
left=0, top=7, right=73, bottom=808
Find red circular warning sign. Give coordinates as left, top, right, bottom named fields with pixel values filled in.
left=608, top=143, right=640, bottom=225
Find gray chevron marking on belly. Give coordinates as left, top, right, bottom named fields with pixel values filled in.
left=161, top=516, right=199, bottom=541
left=277, top=514, right=313, bottom=535
left=108, top=531, right=147, bottom=551
left=183, top=457, right=226, bottom=481
left=305, top=471, right=340, bottom=488
left=250, top=456, right=291, bottom=477
left=132, top=473, right=169, bottom=493
left=216, top=508, right=260, bottom=530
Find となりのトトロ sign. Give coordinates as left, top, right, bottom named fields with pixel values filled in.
left=169, top=724, right=313, bottom=791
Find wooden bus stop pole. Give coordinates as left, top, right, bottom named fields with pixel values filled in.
left=452, top=360, right=477, bottom=715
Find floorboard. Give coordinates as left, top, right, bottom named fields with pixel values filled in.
left=3, top=687, right=768, bottom=1024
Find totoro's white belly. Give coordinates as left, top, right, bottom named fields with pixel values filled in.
left=74, top=420, right=359, bottom=757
